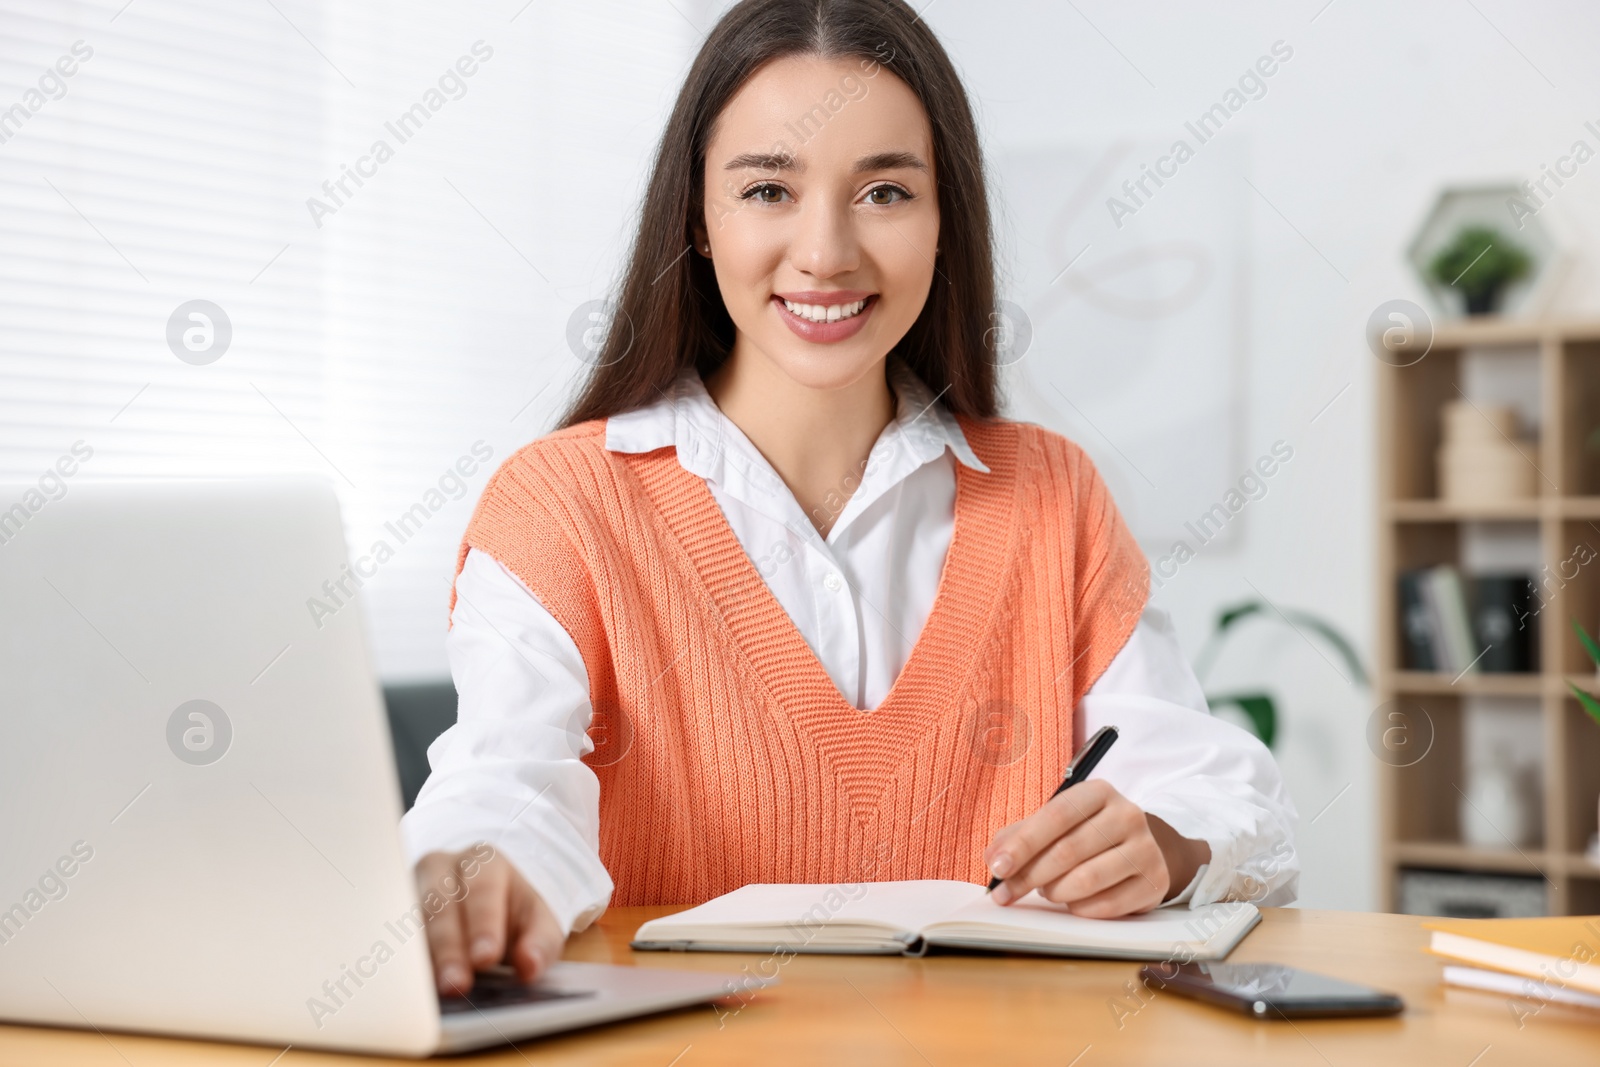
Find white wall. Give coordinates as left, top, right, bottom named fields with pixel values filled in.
left=920, top=0, right=1600, bottom=910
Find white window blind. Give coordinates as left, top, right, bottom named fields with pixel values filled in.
left=0, top=0, right=699, bottom=678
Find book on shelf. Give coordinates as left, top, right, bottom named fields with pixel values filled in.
left=1397, top=566, right=1536, bottom=674
left=1425, top=915, right=1600, bottom=996
left=1472, top=574, right=1539, bottom=673
left=1429, top=566, right=1477, bottom=674
left=1398, top=569, right=1438, bottom=671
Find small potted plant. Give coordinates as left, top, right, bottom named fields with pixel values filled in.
left=1428, top=225, right=1531, bottom=315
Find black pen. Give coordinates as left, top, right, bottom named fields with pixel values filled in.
left=986, top=725, right=1120, bottom=891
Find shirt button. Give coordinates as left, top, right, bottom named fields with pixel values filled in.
left=823, top=572, right=843, bottom=592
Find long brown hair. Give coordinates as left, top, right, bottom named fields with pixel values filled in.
left=559, top=0, right=998, bottom=428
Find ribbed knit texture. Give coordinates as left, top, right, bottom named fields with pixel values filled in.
left=454, top=416, right=1148, bottom=906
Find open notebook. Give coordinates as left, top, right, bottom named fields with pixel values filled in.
left=632, top=880, right=1260, bottom=961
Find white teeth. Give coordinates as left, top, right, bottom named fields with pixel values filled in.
left=781, top=298, right=867, bottom=324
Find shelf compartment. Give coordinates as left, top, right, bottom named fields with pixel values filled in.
left=1389, top=694, right=1465, bottom=844
left=1558, top=852, right=1600, bottom=877
left=1561, top=339, right=1600, bottom=497
left=1567, top=874, right=1600, bottom=913
left=1386, top=345, right=1465, bottom=502
left=1385, top=337, right=1548, bottom=504
left=1554, top=519, right=1600, bottom=674
left=1562, top=696, right=1600, bottom=855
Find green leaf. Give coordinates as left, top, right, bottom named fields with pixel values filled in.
left=1426, top=226, right=1531, bottom=305
left=1217, top=602, right=1266, bottom=632
left=1193, top=599, right=1368, bottom=688
left=1573, top=617, right=1600, bottom=669
left=1570, top=683, right=1600, bottom=730
left=1208, top=691, right=1277, bottom=749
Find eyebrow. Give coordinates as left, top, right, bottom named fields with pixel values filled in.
left=722, top=150, right=929, bottom=174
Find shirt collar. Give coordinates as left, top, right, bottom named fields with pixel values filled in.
left=883, top=358, right=990, bottom=474
left=603, top=360, right=990, bottom=479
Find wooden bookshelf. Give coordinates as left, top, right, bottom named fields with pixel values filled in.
left=1376, top=316, right=1600, bottom=916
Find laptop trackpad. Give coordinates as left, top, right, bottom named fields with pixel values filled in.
left=439, top=970, right=596, bottom=1015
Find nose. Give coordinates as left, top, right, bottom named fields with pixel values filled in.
left=790, top=196, right=860, bottom=279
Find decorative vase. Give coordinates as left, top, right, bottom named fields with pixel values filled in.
left=1460, top=757, right=1539, bottom=849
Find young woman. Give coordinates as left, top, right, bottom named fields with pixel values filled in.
left=402, top=0, right=1297, bottom=995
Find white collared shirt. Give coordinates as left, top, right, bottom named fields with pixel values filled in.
left=401, top=365, right=1299, bottom=934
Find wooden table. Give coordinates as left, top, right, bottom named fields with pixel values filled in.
left=2, top=907, right=1596, bottom=1064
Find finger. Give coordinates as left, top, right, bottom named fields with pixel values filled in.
left=994, top=802, right=1132, bottom=904
left=985, top=780, right=1114, bottom=881
left=1070, top=805, right=1169, bottom=901
left=1038, top=839, right=1162, bottom=905
left=1064, top=872, right=1165, bottom=919
left=458, top=858, right=510, bottom=969
left=507, top=884, right=565, bottom=984
left=1032, top=801, right=1159, bottom=897
left=986, top=780, right=1111, bottom=864
left=417, top=857, right=473, bottom=996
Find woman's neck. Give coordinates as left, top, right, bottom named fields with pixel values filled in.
left=703, top=347, right=895, bottom=539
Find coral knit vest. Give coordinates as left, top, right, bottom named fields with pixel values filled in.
left=454, top=415, right=1148, bottom=907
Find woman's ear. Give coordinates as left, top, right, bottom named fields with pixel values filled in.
left=691, top=222, right=711, bottom=258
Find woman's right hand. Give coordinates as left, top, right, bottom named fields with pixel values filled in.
left=414, top=845, right=566, bottom=996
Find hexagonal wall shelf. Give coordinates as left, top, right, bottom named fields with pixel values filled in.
left=1406, top=184, right=1565, bottom=319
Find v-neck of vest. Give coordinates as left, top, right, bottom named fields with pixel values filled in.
left=623, top=417, right=1021, bottom=727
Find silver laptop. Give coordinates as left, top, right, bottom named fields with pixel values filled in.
left=0, top=478, right=766, bottom=1056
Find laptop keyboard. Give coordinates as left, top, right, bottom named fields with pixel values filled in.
left=438, top=970, right=596, bottom=1015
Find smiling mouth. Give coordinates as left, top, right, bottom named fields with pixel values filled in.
left=778, top=296, right=872, bottom=323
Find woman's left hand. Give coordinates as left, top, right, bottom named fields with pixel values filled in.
left=982, top=779, right=1210, bottom=918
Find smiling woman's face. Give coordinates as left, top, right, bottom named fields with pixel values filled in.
left=697, top=54, right=940, bottom=393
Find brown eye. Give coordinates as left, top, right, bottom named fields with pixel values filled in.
left=865, top=185, right=910, bottom=206
left=742, top=182, right=788, bottom=204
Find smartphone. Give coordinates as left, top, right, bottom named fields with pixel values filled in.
left=1138, top=961, right=1404, bottom=1019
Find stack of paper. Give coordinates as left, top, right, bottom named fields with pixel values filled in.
left=1426, top=915, right=1600, bottom=1016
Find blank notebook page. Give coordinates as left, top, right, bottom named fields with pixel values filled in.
left=924, top=889, right=1237, bottom=948
left=659, top=880, right=986, bottom=934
